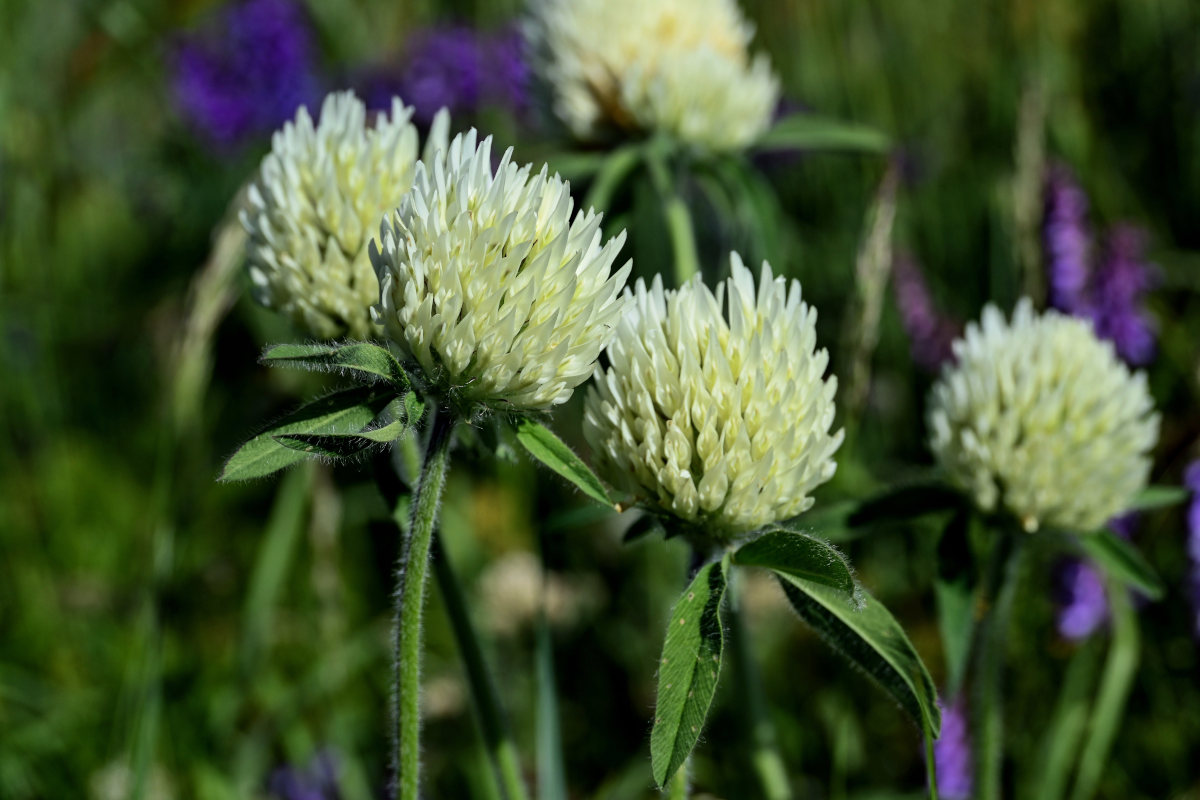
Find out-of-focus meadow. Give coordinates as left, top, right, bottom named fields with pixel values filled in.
left=2, top=0, right=1200, bottom=797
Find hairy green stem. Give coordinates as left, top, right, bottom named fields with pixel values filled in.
left=972, top=533, right=1025, bottom=800
left=727, top=572, right=792, bottom=800
left=391, top=412, right=455, bottom=800
left=665, top=759, right=690, bottom=800
left=431, top=534, right=530, bottom=800
left=1069, top=582, right=1138, bottom=800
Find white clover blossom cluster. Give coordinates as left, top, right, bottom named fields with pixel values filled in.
left=370, top=130, right=632, bottom=412
left=584, top=254, right=843, bottom=540
left=527, top=0, right=780, bottom=152
left=928, top=299, right=1159, bottom=533
left=241, top=91, right=449, bottom=340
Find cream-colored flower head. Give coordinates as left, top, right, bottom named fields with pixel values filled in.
left=584, top=253, right=843, bottom=541
left=527, top=0, right=779, bottom=151
left=928, top=299, right=1159, bottom=533
left=241, top=91, right=450, bottom=340
left=370, top=130, right=632, bottom=412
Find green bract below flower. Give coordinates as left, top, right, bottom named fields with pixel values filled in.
left=527, top=0, right=779, bottom=151
left=370, top=130, right=632, bottom=413
left=584, top=254, right=843, bottom=543
left=927, top=299, right=1160, bottom=533
left=241, top=91, right=449, bottom=340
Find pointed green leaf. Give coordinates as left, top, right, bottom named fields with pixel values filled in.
left=515, top=419, right=612, bottom=506
left=755, top=113, right=891, bottom=154
left=219, top=386, right=393, bottom=482
left=260, top=341, right=411, bottom=389
left=650, top=559, right=728, bottom=788
left=1078, top=529, right=1164, bottom=600
left=733, top=529, right=854, bottom=599
left=776, top=575, right=941, bottom=738
left=273, top=394, right=424, bottom=459
left=1127, top=484, right=1189, bottom=511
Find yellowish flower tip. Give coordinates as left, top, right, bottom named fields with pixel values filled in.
left=370, top=130, right=633, bottom=413
left=527, top=0, right=780, bottom=152
left=240, top=91, right=450, bottom=341
left=583, top=253, right=843, bottom=542
left=928, top=299, right=1160, bottom=533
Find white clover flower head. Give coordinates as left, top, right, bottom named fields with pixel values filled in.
left=583, top=254, right=843, bottom=543
left=370, top=130, right=632, bottom=413
left=928, top=299, right=1160, bottom=533
left=241, top=91, right=450, bottom=340
left=527, top=0, right=780, bottom=152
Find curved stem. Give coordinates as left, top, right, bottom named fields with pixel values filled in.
left=1069, top=582, right=1138, bottom=800
left=391, top=412, right=455, bottom=800
left=431, top=534, right=530, bottom=800
left=645, top=143, right=700, bottom=286
left=972, top=533, right=1025, bottom=800
left=727, top=571, right=792, bottom=800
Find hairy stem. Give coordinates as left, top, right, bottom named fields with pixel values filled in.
left=431, top=534, right=530, bottom=800
left=665, top=759, right=691, bottom=800
left=391, top=412, right=455, bottom=800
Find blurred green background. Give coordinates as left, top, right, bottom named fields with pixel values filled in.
left=2, top=0, right=1199, bottom=797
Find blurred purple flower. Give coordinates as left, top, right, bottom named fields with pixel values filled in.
left=1091, top=225, right=1158, bottom=365
left=1043, top=164, right=1093, bottom=315
left=360, top=24, right=529, bottom=126
left=892, top=253, right=961, bottom=372
left=268, top=749, right=339, bottom=800
left=933, top=694, right=972, bottom=800
left=1186, top=461, right=1200, bottom=637
left=171, top=0, right=320, bottom=148
left=1055, top=513, right=1138, bottom=640
left=1042, top=164, right=1158, bottom=365
left=1056, top=560, right=1109, bottom=640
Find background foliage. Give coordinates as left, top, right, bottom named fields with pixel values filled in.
left=2, top=0, right=1199, bottom=797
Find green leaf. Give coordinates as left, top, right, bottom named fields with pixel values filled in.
left=936, top=510, right=976, bottom=695
left=260, top=341, right=410, bottom=389
left=733, top=528, right=854, bottom=599
left=1127, top=484, right=1189, bottom=511
left=776, top=575, right=941, bottom=738
left=218, top=386, right=393, bottom=482
left=650, top=559, right=728, bottom=788
left=515, top=419, right=612, bottom=506
left=755, top=113, right=892, bottom=154
left=1078, top=529, right=1164, bottom=600
left=273, top=394, right=424, bottom=458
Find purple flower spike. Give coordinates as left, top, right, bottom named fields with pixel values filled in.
left=1091, top=225, right=1158, bottom=366
left=358, top=25, right=530, bottom=126
left=892, top=254, right=961, bottom=372
left=933, top=694, right=973, bottom=800
left=1042, top=164, right=1158, bottom=366
left=1043, top=164, right=1093, bottom=316
left=1056, top=560, right=1110, bottom=640
left=171, top=0, right=320, bottom=149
